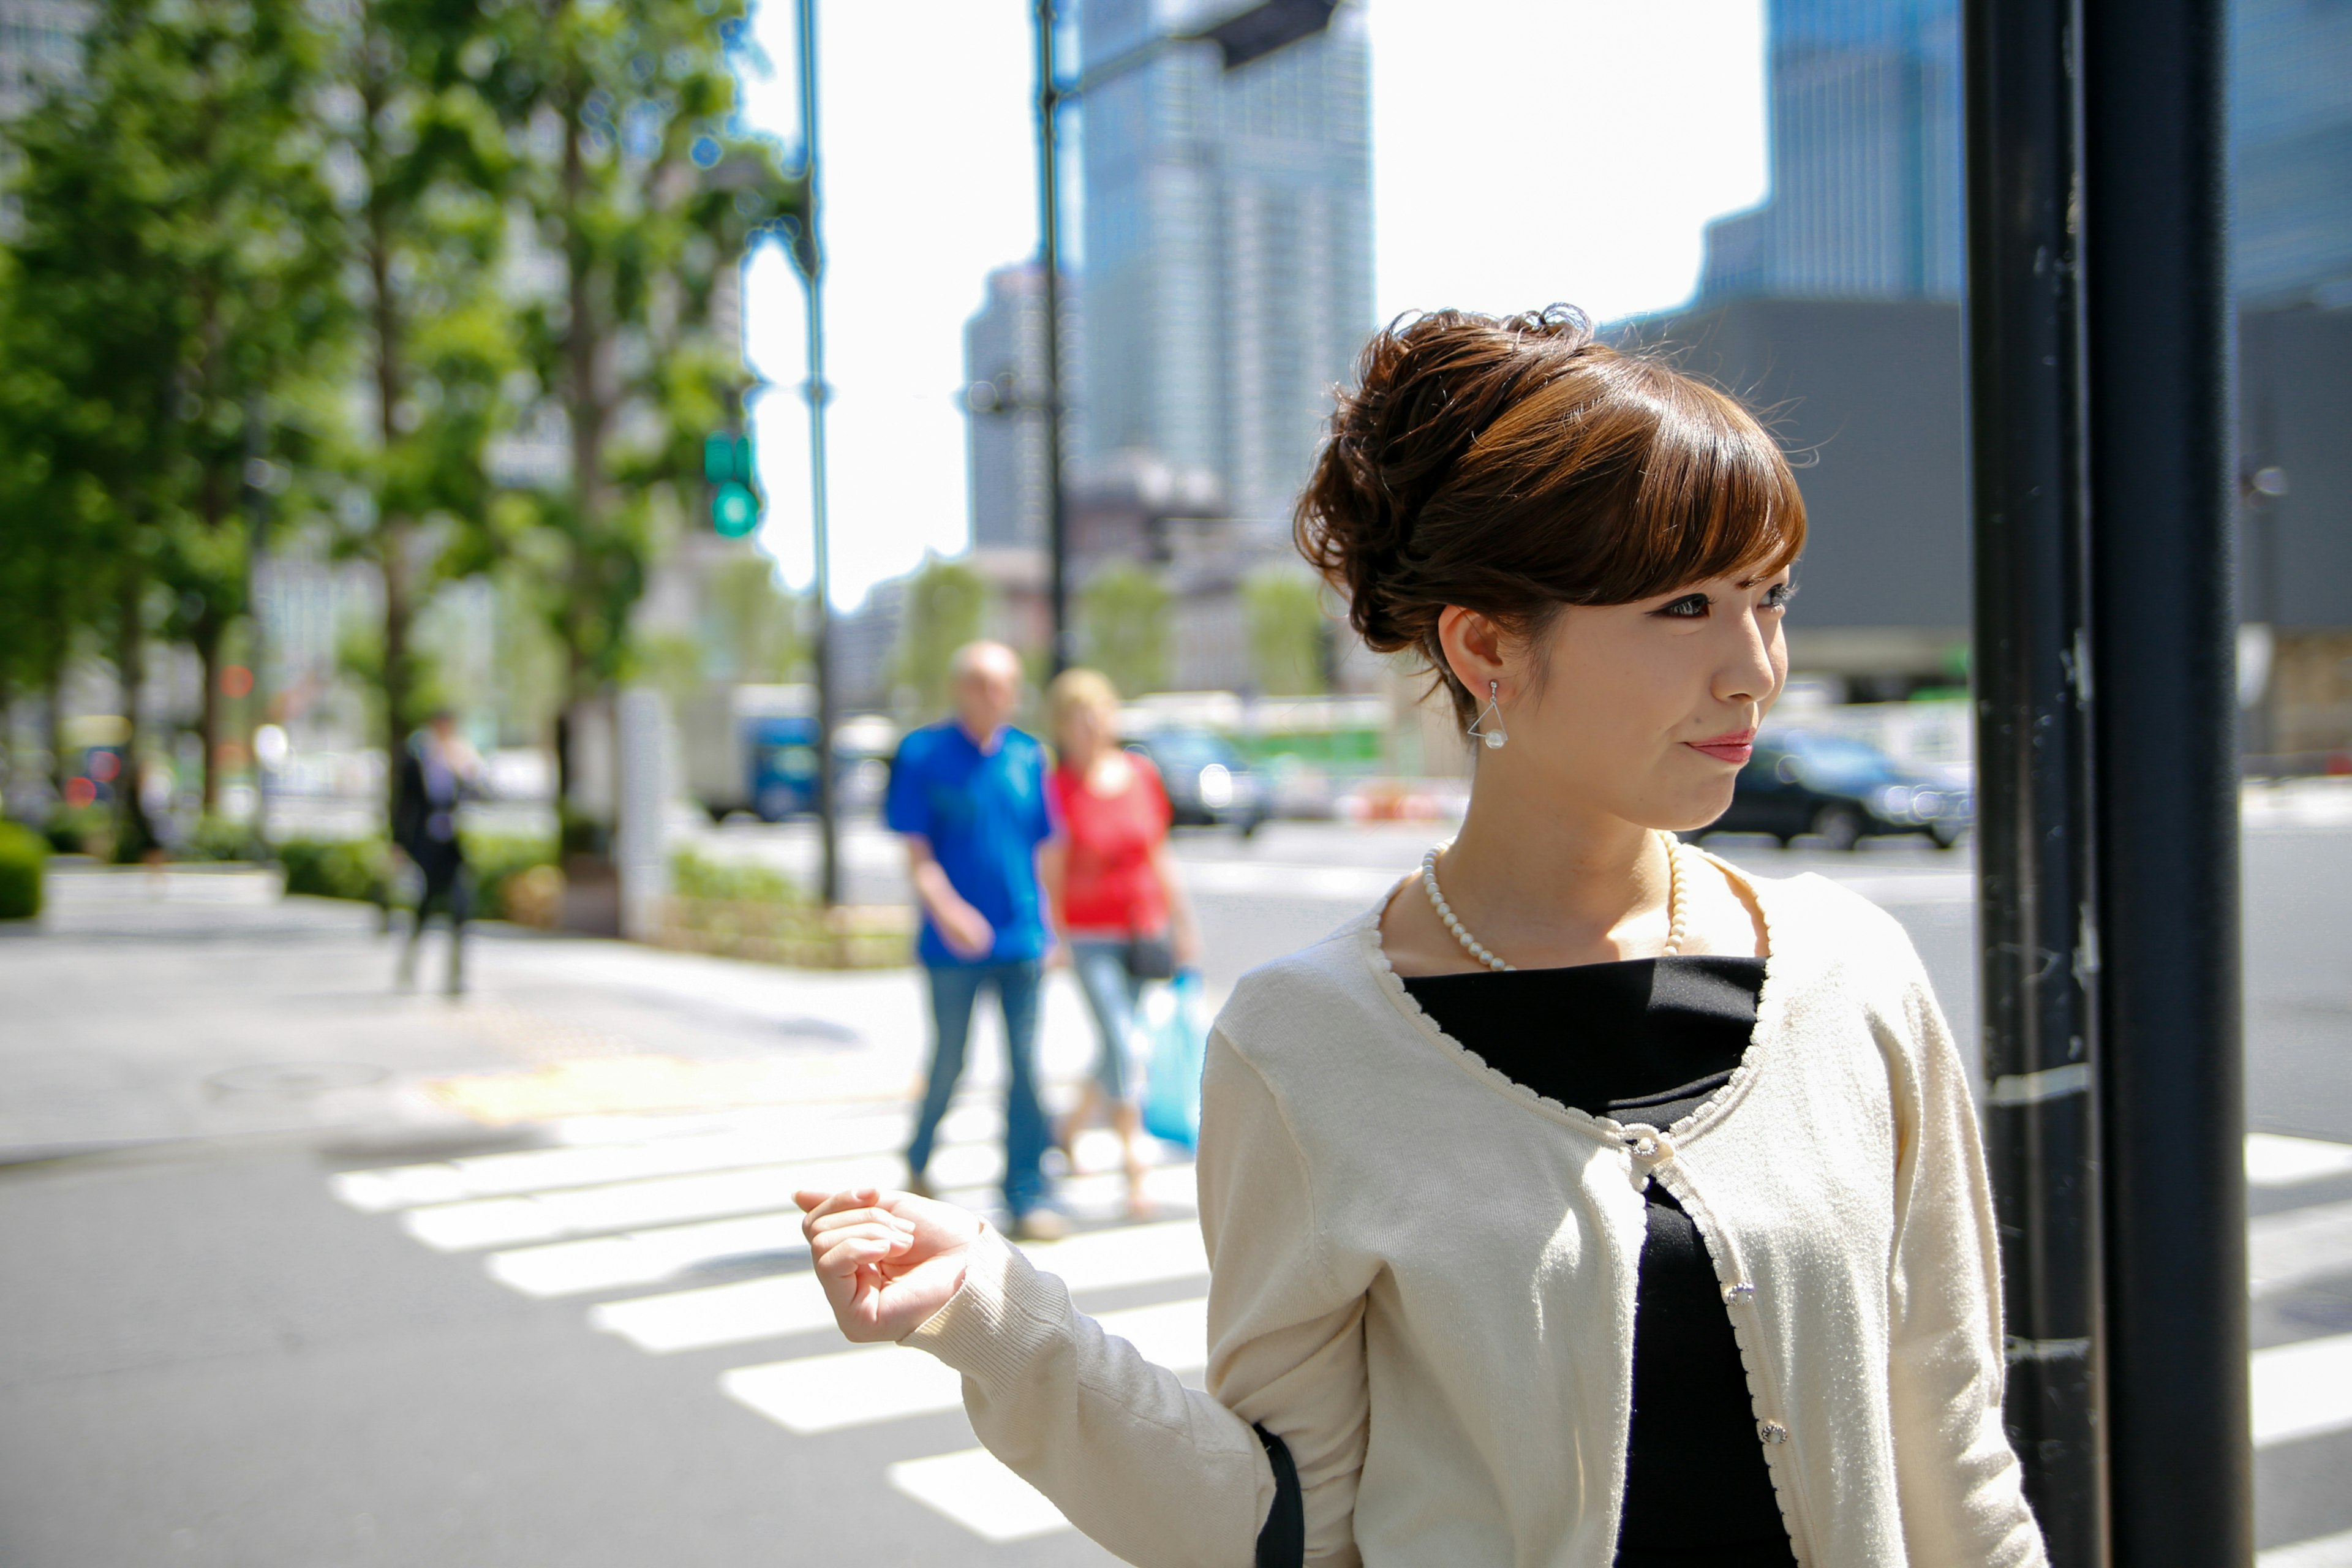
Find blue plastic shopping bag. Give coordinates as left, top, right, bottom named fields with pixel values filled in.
left=1139, top=969, right=1208, bottom=1151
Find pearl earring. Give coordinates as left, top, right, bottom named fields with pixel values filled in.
left=1467, top=680, right=1507, bottom=750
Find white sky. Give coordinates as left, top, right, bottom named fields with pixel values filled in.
left=734, top=0, right=1769, bottom=609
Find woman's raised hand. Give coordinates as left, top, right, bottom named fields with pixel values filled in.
left=793, top=1186, right=985, bottom=1343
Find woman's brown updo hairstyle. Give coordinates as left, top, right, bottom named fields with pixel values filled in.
left=1294, top=305, right=1807, bottom=725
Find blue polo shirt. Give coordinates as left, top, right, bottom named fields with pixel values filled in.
left=884, top=720, right=1055, bottom=967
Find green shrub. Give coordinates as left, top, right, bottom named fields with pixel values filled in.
left=43, top=804, right=109, bottom=856
left=278, top=836, right=392, bottom=905
left=0, top=821, right=49, bottom=920
left=464, top=831, right=558, bottom=921
left=670, top=845, right=804, bottom=904
left=182, top=814, right=267, bottom=862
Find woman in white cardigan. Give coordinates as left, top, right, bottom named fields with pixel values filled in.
left=797, top=306, right=2046, bottom=1568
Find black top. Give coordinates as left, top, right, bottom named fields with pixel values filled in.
left=1401, top=956, right=1795, bottom=1568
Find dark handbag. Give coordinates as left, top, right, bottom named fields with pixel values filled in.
left=1123, top=933, right=1178, bottom=981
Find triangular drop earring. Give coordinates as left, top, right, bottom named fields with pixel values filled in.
left=1467, top=680, right=1507, bottom=750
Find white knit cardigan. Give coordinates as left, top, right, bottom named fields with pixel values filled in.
left=905, top=855, right=2049, bottom=1568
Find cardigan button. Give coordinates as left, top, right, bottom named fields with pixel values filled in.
left=1757, top=1420, right=1789, bottom=1445
left=1722, top=1282, right=1756, bottom=1305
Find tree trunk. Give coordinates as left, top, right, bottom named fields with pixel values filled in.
left=194, top=616, right=222, bottom=815
left=364, top=45, right=413, bottom=834
left=113, top=560, right=155, bottom=859
left=43, top=653, right=66, bottom=805
left=558, top=67, right=608, bottom=829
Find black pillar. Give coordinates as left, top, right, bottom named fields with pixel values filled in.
left=2082, top=0, right=2251, bottom=1559
left=1962, top=1, right=2107, bottom=1561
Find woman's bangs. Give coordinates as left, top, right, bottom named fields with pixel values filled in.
left=1619, top=390, right=1807, bottom=599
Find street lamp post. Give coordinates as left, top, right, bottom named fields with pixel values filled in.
left=791, top=0, right=840, bottom=909
left=1026, top=0, right=1344, bottom=675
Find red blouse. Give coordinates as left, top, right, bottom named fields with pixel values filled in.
left=1049, top=756, right=1173, bottom=935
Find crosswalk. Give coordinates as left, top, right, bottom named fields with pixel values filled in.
left=331, top=1112, right=2352, bottom=1555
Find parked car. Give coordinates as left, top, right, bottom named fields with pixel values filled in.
left=1124, top=728, right=1267, bottom=835
left=1702, top=729, right=1971, bottom=850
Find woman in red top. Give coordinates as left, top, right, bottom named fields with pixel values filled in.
left=1039, top=668, right=1200, bottom=1216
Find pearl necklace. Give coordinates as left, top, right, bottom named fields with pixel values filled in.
left=1420, top=831, right=1690, bottom=971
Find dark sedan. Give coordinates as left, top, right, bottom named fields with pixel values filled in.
left=1123, top=728, right=1267, bottom=835
left=1701, top=729, right=1970, bottom=850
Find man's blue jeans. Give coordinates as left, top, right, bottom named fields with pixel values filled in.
left=908, top=959, right=1049, bottom=1216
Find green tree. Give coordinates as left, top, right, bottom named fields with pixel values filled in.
left=707, top=552, right=805, bottom=684
left=478, top=0, right=793, bottom=830
left=891, top=557, right=990, bottom=716
left=1081, top=562, right=1173, bottom=699
left=318, top=0, right=518, bottom=823
left=1242, top=567, right=1330, bottom=697
left=3, top=0, right=350, bottom=850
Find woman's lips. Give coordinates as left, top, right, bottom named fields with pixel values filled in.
left=1687, top=729, right=1757, bottom=764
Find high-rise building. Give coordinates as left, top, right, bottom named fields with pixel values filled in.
left=1695, top=0, right=2352, bottom=308
left=962, top=263, right=1079, bottom=551
left=2233, top=0, right=2352, bottom=306
left=1075, top=0, right=1374, bottom=538
left=0, top=0, right=86, bottom=122
left=1698, top=0, right=1963, bottom=304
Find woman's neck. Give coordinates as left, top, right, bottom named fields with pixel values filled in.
left=1441, top=791, right=1670, bottom=963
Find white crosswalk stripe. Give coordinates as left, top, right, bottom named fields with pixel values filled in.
left=330, top=1117, right=2352, bottom=1550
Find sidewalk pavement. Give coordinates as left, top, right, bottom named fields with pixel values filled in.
left=3, top=865, right=1110, bottom=1173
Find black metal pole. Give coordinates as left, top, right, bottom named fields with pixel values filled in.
left=1961, top=2, right=2107, bottom=1562
left=1033, top=0, right=1072, bottom=675
left=2081, top=0, right=2250, bottom=1559
left=795, top=0, right=839, bottom=908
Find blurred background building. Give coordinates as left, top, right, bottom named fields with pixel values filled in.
left=1628, top=0, right=2352, bottom=758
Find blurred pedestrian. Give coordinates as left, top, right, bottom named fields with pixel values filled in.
left=391, top=709, right=481, bottom=995
left=1039, top=668, right=1198, bottom=1218
left=801, top=307, right=2044, bottom=1567
left=884, top=641, right=1063, bottom=1240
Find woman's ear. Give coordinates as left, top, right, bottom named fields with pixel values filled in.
left=1438, top=606, right=1510, bottom=697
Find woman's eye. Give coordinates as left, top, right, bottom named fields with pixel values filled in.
left=1657, top=593, right=1711, bottom=619
left=1762, top=581, right=1797, bottom=611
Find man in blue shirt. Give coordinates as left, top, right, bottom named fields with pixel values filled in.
left=885, top=641, right=1063, bottom=1237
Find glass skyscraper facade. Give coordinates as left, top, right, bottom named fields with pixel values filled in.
left=1697, top=0, right=2352, bottom=307
left=1075, top=0, right=1374, bottom=537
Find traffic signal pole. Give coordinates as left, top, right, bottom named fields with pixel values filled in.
left=1966, top=1, right=2248, bottom=1559
left=2081, top=0, right=2250, bottom=1558
left=794, top=0, right=840, bottom=908
left=1033, top=0, right=1073, bottom=675
left=1962, top=5, right=2106, bottom=1558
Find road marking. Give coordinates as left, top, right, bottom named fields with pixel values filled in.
left=592, top=1220, right=1208, bottom=1354
left=595, top=1272, right=843, bottom=1353
left=2250, top=1133, right=2352, bottom=1189
left=489, top=1212, right=810, bottom=1298
left=886, top=1447, right=1072, bottom=1544
left=2263, top=1527, right=2352, bottom=1567
left=2253, top=1333, right=2352, bottom=1449
left=399, top=1143, right=1002, bottom=1251
left=722, top=1295, right=1210, bottom=1436
left=332, top=1104, right=997, bottom=1212
left=2251, top=1199, right=2352, bottom=1300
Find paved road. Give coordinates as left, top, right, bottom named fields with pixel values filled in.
left=3, top=818, right=2349, bottom=1566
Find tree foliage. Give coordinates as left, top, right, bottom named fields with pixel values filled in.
left=1081, top=562, right=1174, bottom=700
left=892, top=557, right=990, bottom=717
left=1242, top=567, right=1330, bottom=697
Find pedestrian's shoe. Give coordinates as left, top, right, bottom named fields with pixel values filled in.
left=1009, top=1207, right=1070, bottom=1243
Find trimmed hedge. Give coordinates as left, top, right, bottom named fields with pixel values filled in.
left=0, top=820, right=49, bottom=920
left=278, top=836, right=393, bottom=905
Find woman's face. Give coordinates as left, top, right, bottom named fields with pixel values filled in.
left=1056, top=700, right=1110, bottom=761
left=1468, top=568, right=1793, bottom=832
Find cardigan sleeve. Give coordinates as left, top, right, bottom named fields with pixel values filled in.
left=1884, top=967, right=2050, bottom=1568
left=900, top=1026, right=1368, bottom=1568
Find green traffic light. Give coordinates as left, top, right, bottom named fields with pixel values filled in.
left=712, top=480, right=760, bottom=538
